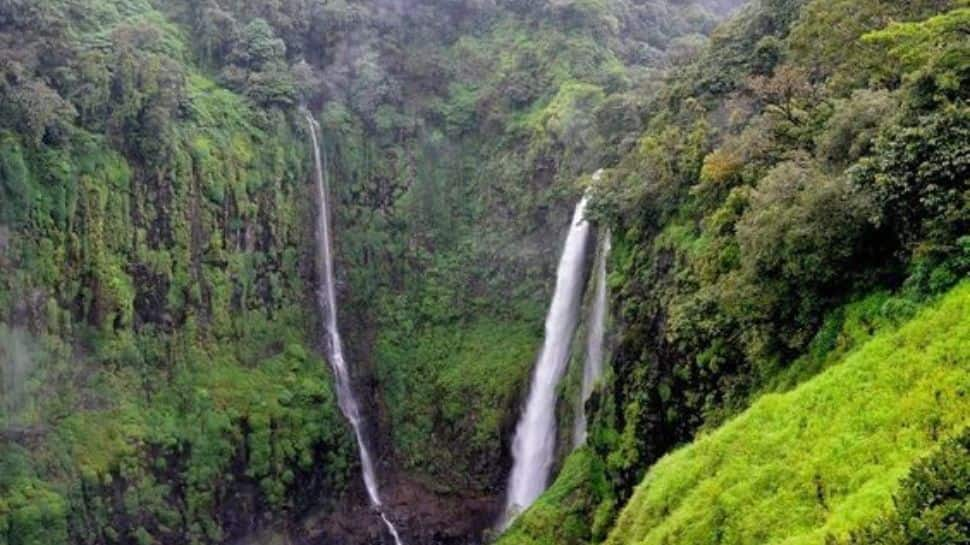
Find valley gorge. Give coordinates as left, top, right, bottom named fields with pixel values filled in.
left=1, top=1, right=967, bottom=545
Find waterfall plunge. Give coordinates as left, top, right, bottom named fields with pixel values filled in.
left=573, top=233, right=610, bottom=447
left=306, top=113, right=404, bottom=545
left=505, top=196, right=593, bottom=524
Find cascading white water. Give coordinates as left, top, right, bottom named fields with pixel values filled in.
left=306, top=112, right=404, bottom=545
left=504, top=196, right=592, bottom=523
left=573, top=233, right=610, bottom=447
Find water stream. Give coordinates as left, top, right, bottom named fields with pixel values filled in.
left=504, top=196, right=593, bottom=524
left=573, top=233, right=610, bottom=447
left=306, top=112, right=404, bottom=545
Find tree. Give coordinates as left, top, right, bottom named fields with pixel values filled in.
left=850, top=106, right=970, bottom=266
left=815, top=89, right=896, bottom=167
left=220, top=18, right=296, bottom=107
left=747, top=65, right=814, bottom=127
left=0, top=63, right=77, bottom=145
left=863, top=7, right=970, bottom=109
left=841, top=429, right=970, bottom=545
left=733, top=158, right=879, bottom=353
left=230, top=18, right=286, bottom=70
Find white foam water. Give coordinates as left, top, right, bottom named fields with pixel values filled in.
left=504, top=196, right=593, bottom=523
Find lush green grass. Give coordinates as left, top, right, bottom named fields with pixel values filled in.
left=762, top=290, right=919, bottom=395
left=604, top=282, right=970, bottom=545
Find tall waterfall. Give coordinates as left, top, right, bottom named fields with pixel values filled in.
left=306, top=112, right=404, bottom=545
left=573, top=233, right=610, bottom=447
left=505, top=196, right=592, bottom=523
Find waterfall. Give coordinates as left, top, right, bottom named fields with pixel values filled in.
left=306, top=112, right=404, bottom=545
left=504, top=196, right=593, bottom=524
left=573, top=233, right=610, bottom=447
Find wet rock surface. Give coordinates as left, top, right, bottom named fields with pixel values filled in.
left=239, top=474, right=503, bottom=545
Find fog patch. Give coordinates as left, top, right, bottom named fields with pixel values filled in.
left=1, top=325, right=37, bottom=429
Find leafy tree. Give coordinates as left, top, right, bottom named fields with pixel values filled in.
left=746, top=64, right=819, bottom=146
left=230, top=18, right=286, bottom=69
left=850, top=106, right=970, bottom=284
left=734, top=159, right=878, bottom=354
left=863, top=7, right=970, bottom=108
left=786, top=0, right=953, bottom=89
left=0, top=64, right=77, bottom=145
left=815, top=89, right=896, bottom=166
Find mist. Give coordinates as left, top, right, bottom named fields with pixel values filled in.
left=0, top=324, right=36, bottom=429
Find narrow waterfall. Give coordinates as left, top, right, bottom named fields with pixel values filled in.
left=306, top=112, right=404, bottom=545
left=505, top=197, right=593, bottom=523
left=573, top=233, right=610, bottom=447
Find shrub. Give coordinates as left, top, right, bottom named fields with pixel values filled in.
left=840, top=427, right=970, bottom=545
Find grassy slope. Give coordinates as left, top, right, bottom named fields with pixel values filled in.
left=604, top=282, right=970, bottom=545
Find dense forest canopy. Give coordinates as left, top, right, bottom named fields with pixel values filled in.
left=0, top=0, right=967, bottom=544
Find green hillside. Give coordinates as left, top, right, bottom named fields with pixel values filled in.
left=606, top=282, right=969, bottom=545
left=497, top=284, right=970, bottom=545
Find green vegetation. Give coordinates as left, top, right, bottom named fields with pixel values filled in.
left=499, top=448, right=615, bottom=545
left=1, top=0, right=749, bottom=541
left=604, top=282, right=969, bottom=545
left=585, top=0, right=964, bottom=514
left=0, top=343, right=355, bottom=545
left=377, top=319, right=541, bottom=489
left=1, top=0, right=966, bottom=543
left=499, top=281, right=966, bottom=545
left=504, top=0, right=968, bottom=542
left=0, top=1, right=356, bottom=542
left=840, top=427, right=970, bottom=545
left=274, top=0, right=744, bottom=493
